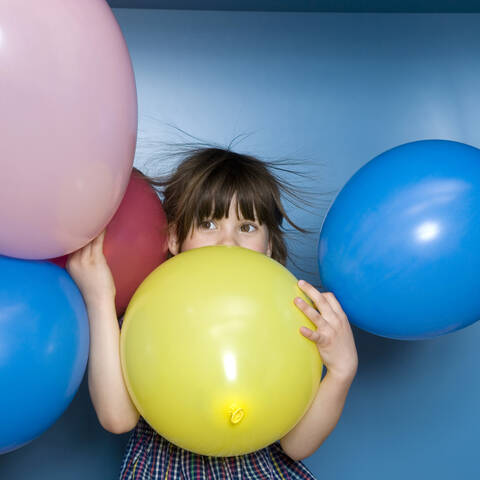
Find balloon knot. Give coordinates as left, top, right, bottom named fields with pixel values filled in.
left=229, top=405, right=245, bottom=425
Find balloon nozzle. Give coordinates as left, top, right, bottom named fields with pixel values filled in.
left=228, top=404, right=245, bottom=425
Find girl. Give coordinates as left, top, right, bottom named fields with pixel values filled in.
left=67, top=147, right=358, bottom=480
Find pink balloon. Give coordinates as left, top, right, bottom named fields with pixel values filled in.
left=0, top=0, right=137, bottom=259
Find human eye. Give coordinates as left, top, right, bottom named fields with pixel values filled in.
left=198, top=220, right=216, bottom=230
left=240, top=222, right=257, bottom=233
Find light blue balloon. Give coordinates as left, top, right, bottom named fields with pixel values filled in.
left=318, top=140, right=480, bottom=340
left=0, top=257, right=89, bottom=454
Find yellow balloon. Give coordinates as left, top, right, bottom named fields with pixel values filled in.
left=120, top=246, right=322, bottom=456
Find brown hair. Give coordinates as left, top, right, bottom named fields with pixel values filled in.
left=146, top=147, right=305, bottom=265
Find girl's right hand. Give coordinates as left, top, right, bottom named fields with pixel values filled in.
left=66, top=231, right=116, bottom=308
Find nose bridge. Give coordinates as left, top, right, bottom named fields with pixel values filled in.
left=219, top=222, right=238, bottom=246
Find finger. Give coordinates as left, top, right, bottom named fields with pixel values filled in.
left=323, top=291, right=347, bottom=318
left=65, top=247, right=84, bottom=274
left=294, top=296, right=328, bottom=329
left=91, top=230, right=106, bottom=257
left=299, top=323, right=334, bottom=348
left=65, top=253, right=74, bottom=272
left=78, top=240, right=93, bottom=262
left=66, top=247, right=81, bottom=263
left=297, top=280, right=336, bottom=324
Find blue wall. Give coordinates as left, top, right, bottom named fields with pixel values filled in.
left=2, top=9, right=480, bottom=480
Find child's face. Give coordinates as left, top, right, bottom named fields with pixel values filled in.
left=168, top=199, right=272, bottom=257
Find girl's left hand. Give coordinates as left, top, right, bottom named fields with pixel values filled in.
left=294, top=280, right=358, bottom=382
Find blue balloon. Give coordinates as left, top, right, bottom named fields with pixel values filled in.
left=318, top=140, right=480, bottom=340
left=0, top=257, right=89, bottom=454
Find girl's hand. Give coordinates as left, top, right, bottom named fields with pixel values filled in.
left=294, top=280, right=358, bottom=382
left=66, top=231, right=116, bottom=308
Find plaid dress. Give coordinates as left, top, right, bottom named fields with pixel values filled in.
left=119, top=417, right=317, bottom=480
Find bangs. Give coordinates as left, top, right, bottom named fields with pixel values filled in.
left=188, top=159, right=281, bottom=228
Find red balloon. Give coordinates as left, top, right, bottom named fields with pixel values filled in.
left=52, top=171, right=168, bottom=315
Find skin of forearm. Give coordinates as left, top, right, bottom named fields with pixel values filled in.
left=280, top=371, right=355, bottom=461
left=87, top=299, right=139, bottom=434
